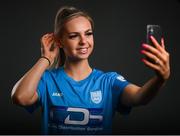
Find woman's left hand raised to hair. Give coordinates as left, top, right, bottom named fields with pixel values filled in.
left=141, top=36, right=170, bottom=81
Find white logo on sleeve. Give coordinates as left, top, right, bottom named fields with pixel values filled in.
left=90, top=90, right=102, bottom=104
left=116, top=75, right=126, bottom=82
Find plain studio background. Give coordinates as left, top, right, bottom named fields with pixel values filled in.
left=0, top=0, right=180, bottom=134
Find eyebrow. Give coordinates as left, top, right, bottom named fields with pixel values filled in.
left=68, top=29, right=92, bottom=35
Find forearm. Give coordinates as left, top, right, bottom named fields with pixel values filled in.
left=11, top=58, right=49, bottom=105
left=135, top=75, right=166, bottom=105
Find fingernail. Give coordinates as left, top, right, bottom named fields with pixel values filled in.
left=150, top=35, right=153, bottom=39
left=142, top=44, right=147, bottom=48
left=140, top=50, right=145, bottom=54
left=141, top=58, right=145, bottom=62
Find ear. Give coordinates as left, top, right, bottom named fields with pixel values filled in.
left=56, top=39, right=63, bottom=48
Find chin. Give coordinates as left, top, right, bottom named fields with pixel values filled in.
left=78, top=55, right=90, bottom=60
left=75, top=53, right=91, bottom=60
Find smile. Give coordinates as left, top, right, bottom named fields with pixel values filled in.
left=77, top=47, right=89, bottom=54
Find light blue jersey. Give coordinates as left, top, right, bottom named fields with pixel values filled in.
left=27, top=67, right=131, bottom=134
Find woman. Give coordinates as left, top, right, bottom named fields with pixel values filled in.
left=11, top=6, right=170, bottom=134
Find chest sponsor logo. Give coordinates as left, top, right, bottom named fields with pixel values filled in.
left=65, top=107, right=103, bottom=125
left=49, top=107, right=103, bottom=125
left=90, top=90, right=102, bottom=104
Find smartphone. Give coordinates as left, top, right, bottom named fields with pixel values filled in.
left=146, top=25, right=162, bottom=63
left=146, top=24, right=162, bottom=46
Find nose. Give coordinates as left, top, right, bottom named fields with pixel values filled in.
left=79, top=35, right=87, bottom=45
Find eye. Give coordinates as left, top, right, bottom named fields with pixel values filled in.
left=68, top=34, right=78, bottom=39
left=85, top=32, right=93, bottom=36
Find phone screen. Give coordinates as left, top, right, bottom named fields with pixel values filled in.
left=146, top=25, right=162, bottom=46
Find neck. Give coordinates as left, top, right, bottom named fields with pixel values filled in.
left=63, top=59, right=92, bottom=81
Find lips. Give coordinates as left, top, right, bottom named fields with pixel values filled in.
left=77, top=47, right=89, bottom=54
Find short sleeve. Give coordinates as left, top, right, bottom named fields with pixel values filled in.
left=24, top=70, right=48, bottom=113
left=111, top=73, right=132, bottom=115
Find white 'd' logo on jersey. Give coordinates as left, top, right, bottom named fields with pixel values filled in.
left=90, top=90, right=102, bottom=104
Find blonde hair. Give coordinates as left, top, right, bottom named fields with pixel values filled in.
left=51, top=6, right=94, bottom=69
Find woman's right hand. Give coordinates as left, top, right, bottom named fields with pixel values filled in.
left=40, top=33, right=59, bottom=66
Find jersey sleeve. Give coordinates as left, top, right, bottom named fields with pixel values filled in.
left=24, top=70, right=48, bottom=113
left=110, top=72, right=132, bottom=115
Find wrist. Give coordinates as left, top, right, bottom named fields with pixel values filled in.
left=40, top=56, right=52, bottom=67
left=154, top=75, right=167, bottom=86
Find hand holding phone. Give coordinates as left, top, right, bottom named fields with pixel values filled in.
left=146, top=25, right=162, bottom=46
left=142, top=25, right=170, bottom=80
left=145, top=25, right=163, bottom=63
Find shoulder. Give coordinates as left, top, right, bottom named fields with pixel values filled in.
left=93, top=68, right=119, bottom=80
left=42, top=67, right=63, bottom=79
left=93, top=68, right=129, bottom=85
